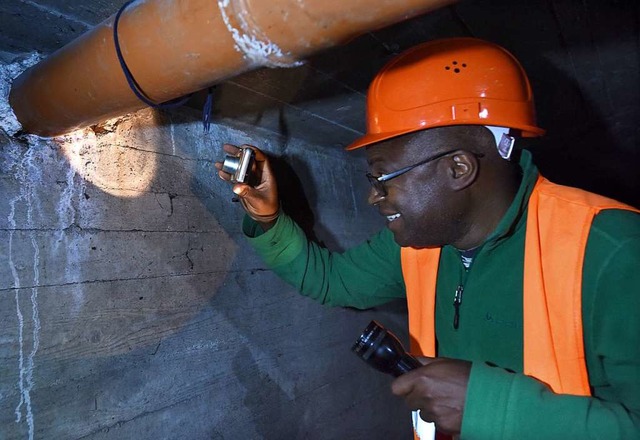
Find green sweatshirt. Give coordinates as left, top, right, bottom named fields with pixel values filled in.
left=243, top=150, right=640, bottom=439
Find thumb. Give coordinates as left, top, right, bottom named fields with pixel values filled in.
left=233, top=183, right=279, bottom=222
left=391, top=356, right=436, bottom=395
left=233, top=184, right=250, bottom=198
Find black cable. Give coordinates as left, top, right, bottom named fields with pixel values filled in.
left=202, top=87, right=214, bottom=133
left=113, top=0, right=191, bottom=109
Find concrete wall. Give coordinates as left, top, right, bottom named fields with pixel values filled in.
left=2, top=2, right=639, bottom=439
left=1, top=66, right=410, bottom=438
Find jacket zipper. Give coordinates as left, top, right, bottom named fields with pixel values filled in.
left=453, top=285, right=464, bottom=329
left=453, top=257, right=473, bottom=330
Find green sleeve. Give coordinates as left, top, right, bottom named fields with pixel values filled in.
left=461, top=210, right=640, bottom=439
left=243, top=212, right=406, bottom=309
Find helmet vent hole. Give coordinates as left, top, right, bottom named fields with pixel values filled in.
left=445, top=61, right=467, bottom=72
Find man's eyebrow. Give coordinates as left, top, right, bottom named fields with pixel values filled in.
left=367, top=157, right=384, bottom=167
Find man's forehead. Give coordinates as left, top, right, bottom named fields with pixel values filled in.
left=364, top=139, right=400, bottom=166
left=365, top=129, right=442, bottom=162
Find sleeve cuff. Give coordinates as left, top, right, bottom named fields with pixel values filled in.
left=242, top=212, right=305, bottom=267
left=461, top=362, right=517, bottom=439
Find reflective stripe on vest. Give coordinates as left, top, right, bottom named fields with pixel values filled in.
left=401, top=176, right=639, bottom=396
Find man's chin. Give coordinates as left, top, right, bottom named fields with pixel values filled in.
left=391, top=230, right=440, bottom=249
left=391, top=232, right=417, bottom=248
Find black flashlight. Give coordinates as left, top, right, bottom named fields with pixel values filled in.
left=351, top=320, right=422, bottom=377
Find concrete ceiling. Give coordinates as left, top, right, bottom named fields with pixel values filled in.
left=1, top=1, right=639, bottom=153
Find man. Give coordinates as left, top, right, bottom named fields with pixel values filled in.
left=216, top=38, right=640, bottom=439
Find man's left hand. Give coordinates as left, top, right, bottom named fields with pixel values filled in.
left=391, top=357, right=472, bottom=436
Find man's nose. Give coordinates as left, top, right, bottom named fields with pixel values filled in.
left=367, top=187, right=385, bottom=205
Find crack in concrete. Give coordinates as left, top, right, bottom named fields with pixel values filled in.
left=74, top=391, right=209, bottom=440
left=0, top=268, right=268, bottom=293
left=18, top=0, right=93, bottom=29
left=105, top=141, right=217, bottom=164
left=0, top=227, right=229, bottom=234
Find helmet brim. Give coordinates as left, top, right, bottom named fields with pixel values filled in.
left=345, top=128, right=417, bottom=151
left=345, top=123, right=545, bottom=151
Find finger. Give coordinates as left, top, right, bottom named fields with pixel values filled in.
left=404, top=386, right=432, bottom=410
left=416, top=356, right=437, bottom=366
left=391, top=374, right=418, bottom=396
left=222, top=143, right=241, bottom=155
left=418, top=409, right=436, bottom=423
left=217, top=170, right=233, bottom=181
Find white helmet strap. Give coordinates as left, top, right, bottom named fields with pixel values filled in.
left=485, top=125, right=515, bottom=160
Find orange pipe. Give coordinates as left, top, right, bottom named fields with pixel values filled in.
left=9, top=0, right=455, bottom=137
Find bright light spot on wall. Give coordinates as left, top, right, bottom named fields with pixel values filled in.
left=56, top=111, right=158, bottom=198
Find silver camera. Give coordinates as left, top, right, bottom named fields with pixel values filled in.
left=221, top=147, right=254, bottom=184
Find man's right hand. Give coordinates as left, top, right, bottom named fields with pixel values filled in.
left=215, top=144, right=280, bottom=230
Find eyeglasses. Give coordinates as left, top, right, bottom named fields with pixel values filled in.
left=366, top=149, right=484, bottom=196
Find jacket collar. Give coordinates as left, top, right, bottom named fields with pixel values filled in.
left=454, top=149, right=539, bottom=253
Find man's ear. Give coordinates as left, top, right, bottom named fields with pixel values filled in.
left=447, top=152, right=479, bottom=191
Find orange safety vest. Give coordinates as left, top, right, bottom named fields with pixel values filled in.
left=401, top=176, right=639, bottom=396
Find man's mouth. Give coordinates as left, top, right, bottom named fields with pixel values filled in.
left=386, top=213, right=401, bottom=222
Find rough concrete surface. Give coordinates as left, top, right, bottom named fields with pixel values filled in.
left=0, top=85, right=410, bottom=439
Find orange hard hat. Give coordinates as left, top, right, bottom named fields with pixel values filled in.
left=346, top=37, right=545, bottom=150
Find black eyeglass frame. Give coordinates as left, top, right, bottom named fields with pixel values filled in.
left=366, top=149, right=484, bottom=196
